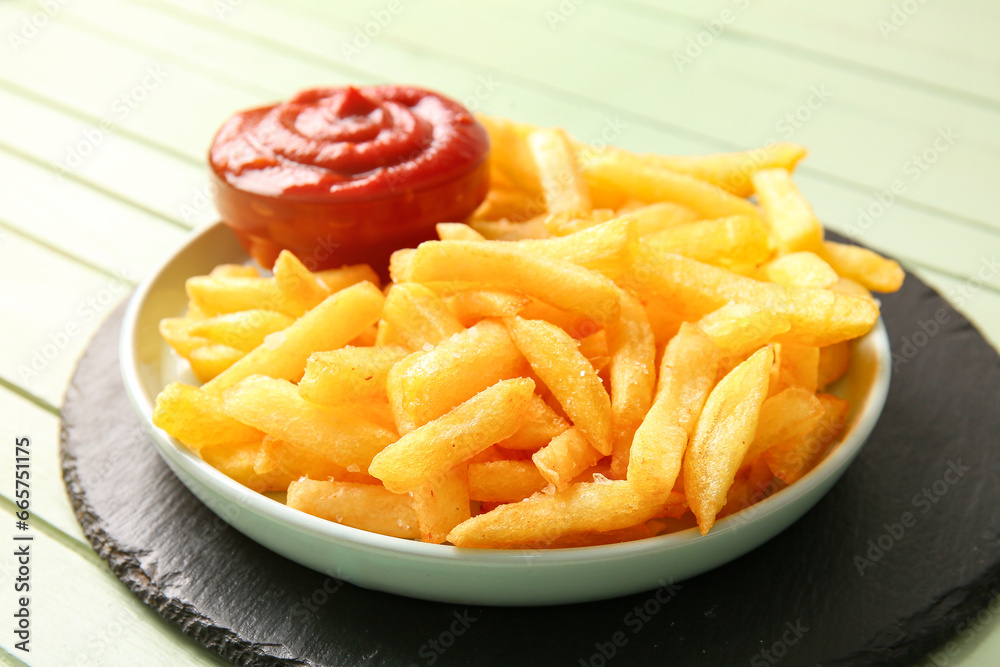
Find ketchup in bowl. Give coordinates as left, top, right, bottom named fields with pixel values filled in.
left=209, top=85, right=490, bottom=272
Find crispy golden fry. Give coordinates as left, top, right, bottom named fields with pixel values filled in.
left=468, top=460, right=548, bottom=502
left=381, top=283, right=464, bottom=351
left=272, top=250, right=331, bottom=316
left=475, top=113, right=542, bottom=196
left=532, top=427, right=603, bottom=490
left=629, top=249, right=879, bottom=346
left=152, top=382, right=263, bottom=452
left=189, top=344, right=245, bottom=383
left=388, top=249, right=415, bottom=283
left=751, top=168, right=824, bottom=254
left=818, top=241, right=905, bottom=293
left=222, top=375, right=398, bottom=471
left=444, top=290, right=530, bottom=326
left=759, top=251, right=838, bottom=289
left=774, top=343, right=820, bottom=394
left=628, top=324, right=718, bottom=496
left=529, top=127, right=592, bottom=214
left=643, top=216, right=772, bottom=269
left=495, top=394, right=570, bottom=450
left=818, top=341, right=851, bottom=390
left=469, top=215, right=550, bottom=239
left=582, top=149, right=762, bottom=220
left=638, top=143, right=808, bottom=197
left=436, top=222, right=486, bottom=241
left=447, top=481, right=663, bottom=548
left=684, top=346, right=773, bottom=534
left=827, top=276, right=876, bottom=302
left=186, top=275, right=287, bottom=317
left=411, top=464, right=471, bottom=544
left=315, top=264, right=381, bottom=292
left=203, top=281, right=384, bottom=393
left=514, top=217, right=636, bottom=278
left=606, top=292, right=656, bottom=478
left=406, top=240, right=622, bottom=325
left=696, top=303, right=791, bottom=360
left=369, top=377, right=535, bottom=493
left=200, top=440, right=285, bottom=493
left=740, top=386, right=824, bottom=468
left=187, top=310, right=295, bottom=353
left=540, top=209, right=618, bottom=236
left=387, top=319, right=529, bottom=434
left=287, top=478, right=419, bottom=539
left=254, top=436, right=375, bottom=486
left=506, top=316, right=613, bottom=455
left=298, top=345, right=409, bottom=405
left=159, top=317, right=212, bottom=358
left=765, top=393, right=848, bottom=484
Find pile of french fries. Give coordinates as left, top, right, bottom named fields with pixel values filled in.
left=153, top=114, right=903, bottom=547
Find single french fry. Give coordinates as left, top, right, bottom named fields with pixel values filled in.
left=759, top=251, right=838, bottom=289
left=818, top=341, right=851, bottom=390
left=628, top=323, right=718, bottom=497
left=643, top=216, right=772, bottom=269
left=629, top=250, right=879, bottom=346
left=186, top=275, right=288, bottom=317
left=222, top=375, right=398, bottom=471
left=152, top=382, right=263, bottom=453
left=406, top=240, right=622, bottom=325
left=684, top=346, right=773, bottom=534
left=381, top=283, right=464, bottom=351
left=254, top=436, right=375, bottom=485
left=388, top=249, right=415, bottom=283
left=200, top=440, right=286, bottom=493
left=189, top=344, right=245, bottom=382
left=637, top=143, right=807, bottom=197
left=444, top=290, right=530, bottom=326
left=495, top=394, right=570, bottom=450
left=272, top=250, right=331, bottom=316
left=514, top=217, right=636, bottom=278
left=187, top=310, right=295, bottom=353
left=606, top=292, right=656, bottom=478
left=696, top=302, right=791, bottom=360
left=582, top=149, right=762, bottom=220
left=202, top=281, right=384, bottom=393
left=298, top=345, right=409, bottom=405
left=765, top=394, right=849, bottom=484
left=436, top=222, right=486, bottom=241
left=387, top=319, right=529, bottom=434
left=532, top=427, right=603, bottom=490
left=369, top=378, right=535, bottom=493
left=740, top=386, right=824, bottom=467
left=818, top=241, right=905, bottom=293
left=827, top=276, right=876, bottom=302
left=774, top=343, right=820, bottom=394
left=287, top=478, right=419, bottom=539
left=159, top=317, right=212, bottom=358
left=315, top=264, right=381, bottom=292
left=447, top=480, right=663, bottom=548
left=751, top=168, right=824, bottom=254
left=529, top=127, right=592, bottom=214
left=506, top=316, right=613, bottom=455
left=411, top=464, right=471, bottom=544
left=468, top=460, right=548, bottom=502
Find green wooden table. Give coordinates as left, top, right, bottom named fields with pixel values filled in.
left=0, top=1, right=997, bottom=664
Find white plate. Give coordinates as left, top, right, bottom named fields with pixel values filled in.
left=121, top=221, right=891, bottom=606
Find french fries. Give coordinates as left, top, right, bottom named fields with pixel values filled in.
left=154, top=115, right=901, bottom=547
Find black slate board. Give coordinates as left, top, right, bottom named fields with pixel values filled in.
left=61, top=269, right=1000, bottom=667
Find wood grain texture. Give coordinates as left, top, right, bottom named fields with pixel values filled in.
left=61, top=258, right=1000, bottom=666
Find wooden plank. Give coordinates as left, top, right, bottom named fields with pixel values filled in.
left=0, top=149, right=188, bottom=273
left=619, top=0, right=1000, bottom=106
left=0, top=232, right=132, bottom=407
left=0, top=388, right=86, bottom=543
left=0, top=505, right=229, bottom=665
left=0, top=86, right=213, bottom=230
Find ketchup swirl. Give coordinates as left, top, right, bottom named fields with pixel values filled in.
left=208, top=85, right=490, bottom=274
left=210, top=86, right=488, bottom=199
